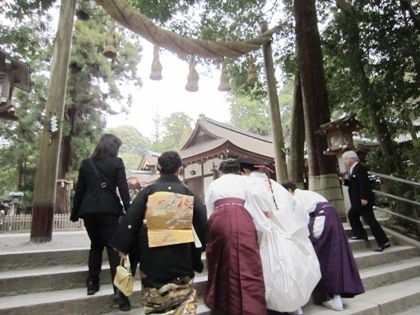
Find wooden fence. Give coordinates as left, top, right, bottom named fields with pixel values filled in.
left=0, top=214, right=84, bottom=233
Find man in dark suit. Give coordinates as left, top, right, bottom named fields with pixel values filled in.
left=341, top=150, right=390, bottom=252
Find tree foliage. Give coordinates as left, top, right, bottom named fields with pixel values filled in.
left=106, top=125, right=150, bottom=169
left=0, top=0, right=418, bottom=212
left=150, top=112, right=193, bottom=152
left=228, top=93, right=271, bottom=136
left=321, top=0, right=419, bottom=177
left=0, top=1, right=143, bottom=211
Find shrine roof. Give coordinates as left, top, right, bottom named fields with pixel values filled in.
left=0, top=49, right=31, bottom=92
left=180, top=114, right=274, bottom=164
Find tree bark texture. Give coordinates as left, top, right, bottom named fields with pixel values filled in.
left=294, top=0, right=337, bottom=176
left=294, top=0, right=345, bottom=215
left=287, top=70, right=305, bottom=187
left=30, top=0, right=76, bottom=243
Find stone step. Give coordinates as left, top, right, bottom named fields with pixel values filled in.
left=360, top=257, right=420, bottom=291
left=0, top=248, right=90, bottom=270
left=348, top=235, right=395, bottom=251
left=1, top=226, right=419, bottom=315
left=302, top=276, right=420, bottom=315
left=104, top=276, right=420, bottom=315
left=0, top=274, right=209, bottom=315
left=1, top=244, right=416, bottom=297
left=0, top=247, right=207, bottom=271
left=354, top=245, right=420, bottom=269
left=1, top=248, right=419, bottom=314
left=0, top=263, right=208, bottom=297
left=1, top=241, right=418, bottom=298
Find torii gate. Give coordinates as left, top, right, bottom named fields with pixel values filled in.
left=31, top=0, right=287, bottom=242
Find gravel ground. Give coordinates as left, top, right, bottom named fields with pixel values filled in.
left=0, top=230, right=90, bottom=253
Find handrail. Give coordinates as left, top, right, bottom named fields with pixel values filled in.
left=373, top=190, right=420, bottom=207
left=369, top=171, right=420, bottom=187
left=374, top=206, right=420, bottom=225
left=368, top=171, right=419, bottom=229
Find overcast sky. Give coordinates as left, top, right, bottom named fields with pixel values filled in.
left=106, top=40, right=232, bottom=138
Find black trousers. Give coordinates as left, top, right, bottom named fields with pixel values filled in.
left=83, top=213, right=120, bottom=291
left=348, top=205, right=389, bottom=246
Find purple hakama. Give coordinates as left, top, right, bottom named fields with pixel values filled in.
left=308, top=202, right=365, bottom=298
left=205, top=197, right=267, bottom=315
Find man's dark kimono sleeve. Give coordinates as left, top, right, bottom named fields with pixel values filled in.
left=191, top=191, right=207, bottom=272
left=111, top=188, right=147, bottom=253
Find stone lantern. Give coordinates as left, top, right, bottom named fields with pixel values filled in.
left=318, top=114, right=361, bottom=211
left=0, top=49, right=31, bottom=121
left=7, top=191, right=24, bottom=216
left=318, top=114, right=360, bottom=156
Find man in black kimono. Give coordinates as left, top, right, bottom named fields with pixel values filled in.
left=111, top=150, right=207, bottom=314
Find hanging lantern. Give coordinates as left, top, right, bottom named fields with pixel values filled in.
left=218, top=60, right=231, bottom=92
left=247, top=56, right=258, bottom=84
left=103, top=21, right=117, bottom=60
left=185, top=56, right=199, bottom=92
left=149, top=44, right=163, bottom=80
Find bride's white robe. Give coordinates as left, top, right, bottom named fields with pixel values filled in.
left=244, top=172, right=321, bottom=312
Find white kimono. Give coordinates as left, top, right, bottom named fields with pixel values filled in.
left=244, top=172, right=321, bottom=312
left=205, top=174, right=247, bottom=218
left=293, top=188, right=327, bottom=239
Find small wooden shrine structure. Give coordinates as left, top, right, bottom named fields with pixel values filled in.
left=0, top=49, right=31, bottom=121
left=179, top=114, right=275, bottom=200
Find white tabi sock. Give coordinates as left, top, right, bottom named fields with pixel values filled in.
left=333, top=295, right=343, bottom=309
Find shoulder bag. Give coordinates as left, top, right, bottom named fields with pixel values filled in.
left=88, top=158, right=123, bottom=208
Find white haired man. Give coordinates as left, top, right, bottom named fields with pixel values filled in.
left=341, top=150, right=390, bottom=252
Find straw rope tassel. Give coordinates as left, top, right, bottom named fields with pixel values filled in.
left=185, top=56, right=199, bottom=92
left=149, top=44, right=163, bottom=80
left=247, top=55, right=258, bottom=84
left=218, top=60, right=231, bottom=92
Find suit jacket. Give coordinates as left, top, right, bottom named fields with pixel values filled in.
left=72, top=156, right=131, bottom=219
left=344, top=163, right=375, bottom=209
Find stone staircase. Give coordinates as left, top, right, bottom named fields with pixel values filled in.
left=1, top=224, right=420, bottom=315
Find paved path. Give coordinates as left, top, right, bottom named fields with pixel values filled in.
left=0, top=230, right=90, bottom=253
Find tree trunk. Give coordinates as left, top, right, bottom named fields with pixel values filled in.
left=288, top=70, right=305, bottom=188
left=30, top=0, right=76, bottom=243
left=294, top=0, right=345, bottom=216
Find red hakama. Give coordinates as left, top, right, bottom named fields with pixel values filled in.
left=205, top=197, right=267, bottom=315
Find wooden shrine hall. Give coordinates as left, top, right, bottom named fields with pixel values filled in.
left=179, top=114, right=275, bottom=200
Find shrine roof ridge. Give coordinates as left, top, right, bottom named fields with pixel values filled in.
left=199, top=114, right=272, bottom=143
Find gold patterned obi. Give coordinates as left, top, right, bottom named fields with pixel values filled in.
left=146, top=191, right=194, bottom=248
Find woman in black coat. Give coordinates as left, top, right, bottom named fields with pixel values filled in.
left=71, top=134, right=131, bottom=311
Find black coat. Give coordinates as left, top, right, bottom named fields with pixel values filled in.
left=71, top=156, right=131, bottom=219
left=344, top=163, right=375, bottom=209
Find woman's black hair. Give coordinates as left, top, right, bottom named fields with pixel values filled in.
left=236, top=157, right=260, bottom=172
left=157, top=150, right=182, bottom=174
left=281, top=182, right=297, bottom=192
left=219, top=159, right=241, bottom=175
left=91, top=134, right=122, bottom=159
